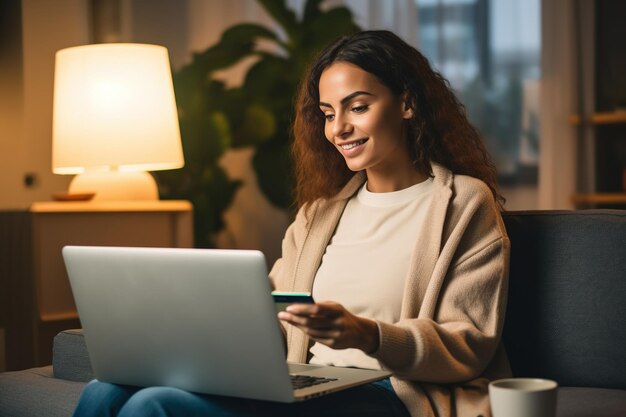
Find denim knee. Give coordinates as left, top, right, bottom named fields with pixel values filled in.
left=73, top=380, right=138, bottom=417
left=117, top=386, right=258, bottom=417
left=118, top=386, right=199, bottom=417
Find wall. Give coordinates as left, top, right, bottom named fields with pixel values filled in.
left=0, top=0, right=90, bottom=208
left=0, top=1, right=26, bottom=208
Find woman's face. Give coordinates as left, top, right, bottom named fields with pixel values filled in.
left=318, top=62, right=413, bottom=176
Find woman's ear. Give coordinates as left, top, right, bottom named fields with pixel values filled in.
left=402, top=104, right=413, bottom=119
left=401, top=94, right=413, bottom=119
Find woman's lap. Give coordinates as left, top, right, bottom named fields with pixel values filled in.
left=73, top=379, right=411, bottom=417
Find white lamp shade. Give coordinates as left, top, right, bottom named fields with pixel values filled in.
left=52, top=43, right=184, bottom=174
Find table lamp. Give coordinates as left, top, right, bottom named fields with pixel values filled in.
left=52, top=43, right=184, bottom=200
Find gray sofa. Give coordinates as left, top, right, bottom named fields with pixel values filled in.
left=1, top=210, right=625, bottom=416
left=0, top=329, right=92, bottom=416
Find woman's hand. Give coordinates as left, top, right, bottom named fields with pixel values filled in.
left=278, top=301, right=379, bottom=354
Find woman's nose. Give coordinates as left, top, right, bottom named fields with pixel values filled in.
left=332, top=114, right=353, bottom=138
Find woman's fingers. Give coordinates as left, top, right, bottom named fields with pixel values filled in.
left=277, top=310, right=338, bottom=329
left=277, top=301, right=343, bottom=328
left=277, top=301, right=377, bottom=352
left=285, top=301, right=342, bottom=317
left=277, top=302, right=347, bottom=343
left=303, top=327, right=342, bottom=339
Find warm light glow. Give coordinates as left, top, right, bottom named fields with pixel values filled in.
left=52, top=43, right=184, bottom=198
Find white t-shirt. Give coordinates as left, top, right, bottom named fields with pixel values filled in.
left=310, top=178, right=434, bottom=369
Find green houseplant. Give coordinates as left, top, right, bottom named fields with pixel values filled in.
left=156, top=0, right=359, bottom=248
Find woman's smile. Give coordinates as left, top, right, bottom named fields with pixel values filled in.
left=338, top=138, right=369, bottom=155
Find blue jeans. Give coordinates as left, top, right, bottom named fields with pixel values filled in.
left=72, top=378, right=411, bottom=417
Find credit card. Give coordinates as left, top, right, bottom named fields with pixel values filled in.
left=272, top=291, right=314, bottom=313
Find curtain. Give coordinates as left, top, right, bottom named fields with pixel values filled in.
left=538, top=0, right=587, bottom=209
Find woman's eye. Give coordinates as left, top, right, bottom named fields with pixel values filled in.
left=324, top=114, right=335, bottom=122
left=351, top=105, right=368, bottom=113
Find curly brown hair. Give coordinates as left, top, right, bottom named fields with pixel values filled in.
left=292, top=30, right=503, bottom=209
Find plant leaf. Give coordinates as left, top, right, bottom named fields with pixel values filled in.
left=257, top=0, right=298, bottom=37
left=303, top=0, right=324, bottom=22
left=304, top=7, right=360, bottom=49
left=194, top=165, right=242, bottom=247
left=233, top=104, right=277, bottom=147
left=243, top=56, right=295, bottom=106
left=220, top=22, right=279, bottom=45
left=189, top=40, right=255, bottom=73
left=252, top=138, right=293, bottom=209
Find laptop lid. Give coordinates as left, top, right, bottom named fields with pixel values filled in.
left=63, top=246, right=391, bottom=403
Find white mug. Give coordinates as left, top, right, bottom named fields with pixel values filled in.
left=489, top=378, right=558, bottom=417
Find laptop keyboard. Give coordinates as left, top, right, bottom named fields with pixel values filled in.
left=290, top=374, right=338, bottom=389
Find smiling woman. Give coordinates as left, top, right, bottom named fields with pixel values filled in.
left=284, top=30, right=510, bottom=417
left=71, top=30, right=510, bottom=417
left=318, top=62, right=423, bottom=192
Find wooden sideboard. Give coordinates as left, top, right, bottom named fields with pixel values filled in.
left=0, top=200, right=193, bottom=371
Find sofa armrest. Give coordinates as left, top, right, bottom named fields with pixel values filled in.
left=0, top=366, right=86, bottom=417
left=52, top=329, right=94, bottom=383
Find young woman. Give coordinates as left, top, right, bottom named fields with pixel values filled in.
left=73, top=30, right=510, bottom=417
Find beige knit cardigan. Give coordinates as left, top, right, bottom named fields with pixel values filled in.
left=269, top=163, right=511, bottom=417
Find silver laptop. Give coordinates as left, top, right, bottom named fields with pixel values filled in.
left=62, top=246, right=390, bottom=402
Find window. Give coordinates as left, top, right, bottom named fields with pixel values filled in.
left=416, top=0, right=541, bottom=185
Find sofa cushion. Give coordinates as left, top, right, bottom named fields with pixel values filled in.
left=0, top=365, right=85, bottom=417
left=2, top=370, right=624, bottom=417
left=557, top=387, right=626, bottom=417
left=53, top=328, right=94, bottom=382
left=502, top=210, right=626, bottom=389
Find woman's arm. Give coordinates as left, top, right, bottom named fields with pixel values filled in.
left=372, top=234, right=509, bottom=383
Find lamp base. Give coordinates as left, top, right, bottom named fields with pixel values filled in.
left=69, top=171, right=159, bottom=201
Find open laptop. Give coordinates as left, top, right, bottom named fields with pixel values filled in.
left=62, top=246, right=390, bottom=402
